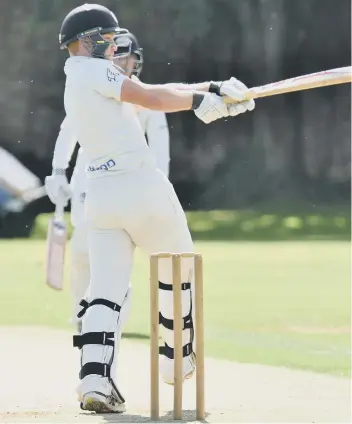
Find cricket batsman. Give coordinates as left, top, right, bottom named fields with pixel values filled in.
left=45, top=30, right=170, bottom=332
left=54, top=3, right=255, bottom=413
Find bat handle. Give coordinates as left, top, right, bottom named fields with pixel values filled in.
left=224, top=90, right=255, bottom=104
left=224, top=96, right=239, bottom=104
left=54, top=197, right=66, bottom=221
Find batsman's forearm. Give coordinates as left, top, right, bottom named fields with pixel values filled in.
left=121, top=79, right=204, bottom=112
left=164, top=82, right=211, bottom=92
left=138, top=87, right=195, bottom=112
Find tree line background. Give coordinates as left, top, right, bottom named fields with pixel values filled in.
left=0, top=0, right=350, bottom=211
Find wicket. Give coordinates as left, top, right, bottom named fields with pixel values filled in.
left=149, top=253, right=205, bottom=421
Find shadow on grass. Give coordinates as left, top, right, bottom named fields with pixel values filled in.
left=122, top=332, right=149, bottom=341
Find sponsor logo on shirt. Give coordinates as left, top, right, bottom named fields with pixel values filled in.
left=87, top=159, right=116, bottom=172
left=107, top=68, right=120, bottom=83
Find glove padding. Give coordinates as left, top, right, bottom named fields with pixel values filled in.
left=44, top=169, right=71, bottom=206
left=193, top=93, right=229, bottom=124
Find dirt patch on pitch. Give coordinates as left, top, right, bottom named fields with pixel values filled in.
left=0, top=327, right=350, bottom=423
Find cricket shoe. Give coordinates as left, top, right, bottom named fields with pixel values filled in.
left=81, top=391, right=126, bottom=413
left=78, top=376, right=126, bottom=413
left=160, top=352, right=196, bottom=385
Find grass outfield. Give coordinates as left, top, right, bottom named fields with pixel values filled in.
left=0, top=239, right=350, bottom=377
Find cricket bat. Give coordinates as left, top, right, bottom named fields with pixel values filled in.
left=45, top=199, right=67, bottom=290
left=224, top=66, right=352, bottom=103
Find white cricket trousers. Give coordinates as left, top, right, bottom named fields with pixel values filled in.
left=78, top=167, right=195, bottom=396
left=85, top=168, right=194, bottom=294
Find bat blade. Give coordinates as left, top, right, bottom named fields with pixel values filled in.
left=45, top=216, right=67, bottom=290
left=224, top=66, right=352, bottom=103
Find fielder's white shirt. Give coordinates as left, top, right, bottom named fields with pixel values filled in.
left=63, top=56, right=154, bottom=176
left=52, top=116, right=77, bottom=170
left=137, top=109, right=170, bottom=176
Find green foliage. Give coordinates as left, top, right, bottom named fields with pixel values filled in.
left=31, top=206, right=350, bottom=241
left=187, top=208, right=350, bottom=240
left=1, top=0, right=350, bottom=210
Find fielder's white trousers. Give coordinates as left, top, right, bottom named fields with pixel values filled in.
left=70, top=226, right=89, bottom=324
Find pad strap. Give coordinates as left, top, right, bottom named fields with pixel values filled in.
left=159, top=342, right=193, bottom=359
left=159, top=311, right=193, bottom=331
left=77, top=298, right=121, bottom=318
left=80, top=362, right=111, bottom=379
left=79, top=362, right=126, bottom=401
left=159, top=281, right=191, bottom=291
left=73, top=332, right=114, bottom=349
left=79, top=363, right=126, bottom=404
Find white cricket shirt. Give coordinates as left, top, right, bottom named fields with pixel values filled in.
left=63, top=56, right=155, bottom=177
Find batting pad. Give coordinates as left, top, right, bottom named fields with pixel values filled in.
left=159, top=281, right=193, bottom=349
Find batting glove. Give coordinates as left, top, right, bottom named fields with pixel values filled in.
left=45, top=169, right=71, bottom=206
left=210, top=77, right=255, bottom=116
left=192, top=93, right=229, bottom=124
